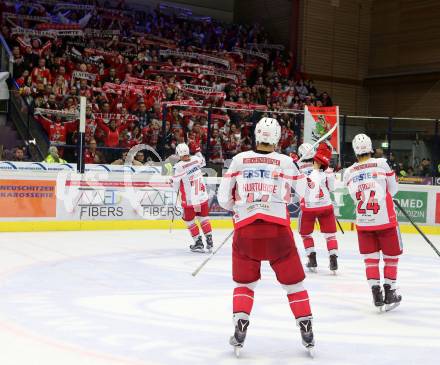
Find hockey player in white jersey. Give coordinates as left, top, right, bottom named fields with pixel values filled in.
left=218, top=117, right=314, bottom=356
left=297, top=142, right=339, bottom=273
left=171, top=143, right=214, bottom=253
left=343, top=134, right=402, bottom=311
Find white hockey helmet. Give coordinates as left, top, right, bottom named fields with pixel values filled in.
left=255, top=117, right=281, bottom=145
left=298, top=143, right=314, bottom=160
left=176, top=143, right=190, bottom=157
left=352, top=134, right=373, bottom=155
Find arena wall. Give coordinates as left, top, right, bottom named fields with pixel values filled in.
left=297, top=0, right=371, bottom=115
left=366, top=0, right=440, bottom=118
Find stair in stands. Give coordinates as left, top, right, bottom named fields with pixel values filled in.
left=0, top=120, right=22, bottom=149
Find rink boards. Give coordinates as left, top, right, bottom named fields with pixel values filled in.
left=0, top=170, right=439, bottom=234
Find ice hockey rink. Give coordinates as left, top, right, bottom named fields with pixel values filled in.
left=0, top=229, right=439, bottom=365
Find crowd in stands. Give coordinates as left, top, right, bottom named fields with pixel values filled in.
left=0, top=0, right=333, bottom=165
left=374, top=149, right=435, bottom=178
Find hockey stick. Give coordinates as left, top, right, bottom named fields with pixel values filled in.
left=296, top=122, right=338, bottom=164
left=336, top=218, right=345, bottom=234
left=393, top=199, right=440, bottom=258
left=192, top=230, right=234, bottom=277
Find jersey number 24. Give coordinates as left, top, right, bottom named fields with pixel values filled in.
left=355, top=190, right=380, bottom=214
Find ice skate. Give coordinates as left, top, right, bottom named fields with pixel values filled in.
left=229, top=319, right=249, bottom=357
left=189, top=237, right=205, bottom=253
left=298, top=319, right=315, bottom=357
left=371, top=285, right=384, bottom=311
left=329, top=254, right=338, bottom=274
left=306, top=252, right=317, bottom=273
left=383, top=284, right=401, bottom=312
left=205, top=234, right=213, bottom=253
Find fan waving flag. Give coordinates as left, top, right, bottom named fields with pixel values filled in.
left=304, top=106, right=340, bottom=154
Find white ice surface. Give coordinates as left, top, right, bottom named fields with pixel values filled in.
left=0, top=229, right=439, bottom=365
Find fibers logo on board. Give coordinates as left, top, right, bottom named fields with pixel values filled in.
left=77, top=189, right=124, bottom=218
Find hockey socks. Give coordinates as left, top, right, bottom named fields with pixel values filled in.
left=288, top=290, right=312, bottom=320
left=383, top=255, right=399, bottom=289
left=284, top=283, right=312, bottom=320
left=301, top=234, right=315, bottom=254
left=283, top=284, right=314, bottom=352
left=233, top=286, right=254, bottom=324
left=363, top=252, right=380, bottom=287
left=199, top=216, right=213, bottom=236
left=323, top=233, right=338, bottom=255
left=185, top=219, right=201, bottom=242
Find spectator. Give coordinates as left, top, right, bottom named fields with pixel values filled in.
left=161, top=121, right=179, bottom=158
left=240, top=131, right=253, bottom=152
left=279, top=123, right=295, bottom=154
left=143, top=120, right=161, bottom=150
left=96, top=119, right=130, bottom=148
left=374, top=148, right=384, bottom=158
left=31, top=58, right=51, bottom=85
left=284, top=140, right=297, bottom=156
left=320, top=92, right=333, bottom=107
left=84, top=106, right=98, bottom=143
left=111, top=151, right=128, bottom=165
left=35, top=113, right=78, bottom=146
left=135, top=102, right=150, bottom=129
left=419, top=158, right=432, bottom=177
left=222, top=123, right=241, bottom=159
left=134, top=151, right=145, bottom=165
left=388, top=152, right=399, bottom=174
left=111, top=151, right=143, bottom=166
left=188, top=130, right=203, bottom=155
left=11, top=147, right=28, bottom=162
left=84, top=139, right=104, bottom=164
left=398, top=163, right=407, bottom=177
left=126, top=126, right=144, bottom=148
left=295, top=80, right=308, bottom=99
left=44, top=146, right=67, bottom=163
left=209, top=128, right=224, bottom=164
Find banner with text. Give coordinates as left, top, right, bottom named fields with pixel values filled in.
left=0, top=179, right=56, bottom=217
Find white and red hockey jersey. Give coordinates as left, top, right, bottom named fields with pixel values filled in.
left=298, top=161, right=335, bottom=211
left=298, top=161, right=314, bottom=176
left=218, top=150, right=306, bottom=229
left=171, top=153, right=208, bottom=208
left=343, top=157, right=398, bottom=231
